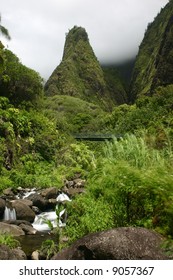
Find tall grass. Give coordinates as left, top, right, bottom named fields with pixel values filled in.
left=103, top=133, right=172, bottom=169
left=65, top=132, right=173, bottom=242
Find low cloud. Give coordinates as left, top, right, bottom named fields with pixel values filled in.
left=1, top=0, right=168, bottom=80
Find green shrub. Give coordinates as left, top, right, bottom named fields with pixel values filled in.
left=65, top=133, right=173, bottom=243
left=62, top=142, right=96, bottom=172
left=9, top=158, right=63, bottom=189
left=90, top=161, right=173, bottom=228
left=0, top=234, right=20, bottom=248
left=40, top=239, right=58, bottom=260
left=65, top=195, right=114, bottom=242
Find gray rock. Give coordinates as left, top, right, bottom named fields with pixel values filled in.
left=62, top=187, right=85, bottom=197
left=27, top=193, right=48, bottom=211
left=32, top=206, right=41, bottom=214
left=65, top=180, right=74, bottom=188
left=73, top=179, right=86, bottom=188
left=0, top=244, right=27, bottom=260
left=0, top=222, right=25, bottom=236
left=48, top=198, right=57, bottom=208
left=3, top=220, right=31, bottom=226
left=41, top=187, right=58, bottom=199
left=19, top=223, right=37, bottom=235
left=12, top=199, right=33, bottom=207
left=11, top=200, right=35, bottom=222
left=52, top=227, right=169, bottom=260
left=2, top=188, right=14, bottom=197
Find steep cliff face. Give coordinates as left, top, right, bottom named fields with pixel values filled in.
left=102, top=65, right=128, bottom=104
left=130, top=0, right=173, bottom=102
left=45, top=26, right=127, bottom=110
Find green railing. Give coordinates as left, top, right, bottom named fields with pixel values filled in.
left=73, top=134, right=122, bottom=141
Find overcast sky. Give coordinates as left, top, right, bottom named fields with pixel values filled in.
left=0, top=0, right=169, bottom=80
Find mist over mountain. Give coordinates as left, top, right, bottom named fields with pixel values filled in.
left=1, top=1, right=173, bottom=260
left=45, top=26, right=127, bottom=110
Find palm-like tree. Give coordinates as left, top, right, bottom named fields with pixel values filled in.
left=0, top=14, right=11, bottom=40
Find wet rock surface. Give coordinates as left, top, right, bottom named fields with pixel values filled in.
left=27, top=193, right=48, bottom=211
left=0, top=183, right=76, bottom=258
left=11, top=200, right=35, bottom=222
left=0, top=198, right=5, bottom=218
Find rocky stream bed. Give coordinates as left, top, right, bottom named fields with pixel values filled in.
left=0, top=177, right=85, bottom=259
left=0, top=177, right=172, bottom=260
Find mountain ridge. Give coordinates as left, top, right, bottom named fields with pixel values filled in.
left=130, top=0, right=173, bottom=101
left=44, top=26, right=127, bottom=110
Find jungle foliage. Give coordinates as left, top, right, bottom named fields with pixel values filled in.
left=130, top=0, right=173, bottom=101
left=64, top=132, right=173, bottom=244
left=45, top=26, right=127, bottom=110
left=0, top=4, right=173, bottom=253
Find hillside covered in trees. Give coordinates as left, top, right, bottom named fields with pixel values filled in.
left=0, top=1, right=173, bottom=259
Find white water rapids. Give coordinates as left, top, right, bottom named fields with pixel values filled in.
left=3, top=191, right=71, bottom=232
left=32, top=192, right=71, bottom=231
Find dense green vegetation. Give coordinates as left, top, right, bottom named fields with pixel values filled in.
left=0, top=3, right=173, bottom=258
left=0, top=233, right=20, bottom=248
left=65, top=133, right=173, bottom=243
left=102, top=66, right=127, bottom=104
left=45, top=26, right=127, bottom=110
left=103, top=85, right=173, bottom=137
left=130, top=0, right=173, bottom=101
left=42, top=94, right=106, bottom=133
left=1, top=50, right=43, bottom=107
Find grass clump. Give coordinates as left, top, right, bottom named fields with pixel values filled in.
left=0, top=234, right=20, bottom=249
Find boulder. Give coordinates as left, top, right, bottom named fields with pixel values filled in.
left=47, top=198, right=57, bottom=209
left=41, top=187, right=58, bottom=199
left=2, top=188, right=14, bottom=197
left=64, top=179, right=85, bottom=189
left=73, top=179, right=86, bottom=188
left=17, top=199, right=33, bottom=207
left=31, top=250, right=39, bottom=260
left=32, top=206, right=41, bottom=214
left=3, top=220, right=31, bottom=226
left=65, top=180, right=74, bottom=188
left=19, top=223, right=37, bottom=235
left=52, top=227, right=169, bottom=260
left=0, top=244, right=27, bottom=260
left=11, top=200, right=35, bottom=223
left=0, top=222, right=25, bottom=236
left=27, top=193, right=48, bottom=211
left=63, top=187, right=85, bottom=197
left=62, top=178, right=86, bottom=197
left=0, top=198, right=5, bottom=218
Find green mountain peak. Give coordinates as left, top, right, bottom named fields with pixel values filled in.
left=45, top=26, right=127, bottom=110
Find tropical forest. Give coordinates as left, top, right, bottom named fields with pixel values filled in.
left=0, top=1, right=173, bottom=260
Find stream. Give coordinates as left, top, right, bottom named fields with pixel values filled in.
left=1, top=188, right=73, bottom=258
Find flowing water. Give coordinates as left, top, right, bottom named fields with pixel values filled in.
left=32, top=211, right=58, bottom=231
left=32, top=192, right=71, bottom=231
left=2, top=191, right=71, bottom=258
left=3, top=206, right=16, bottom=220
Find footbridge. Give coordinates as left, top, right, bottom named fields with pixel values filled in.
left=73, top=134, right=122, bottom=141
